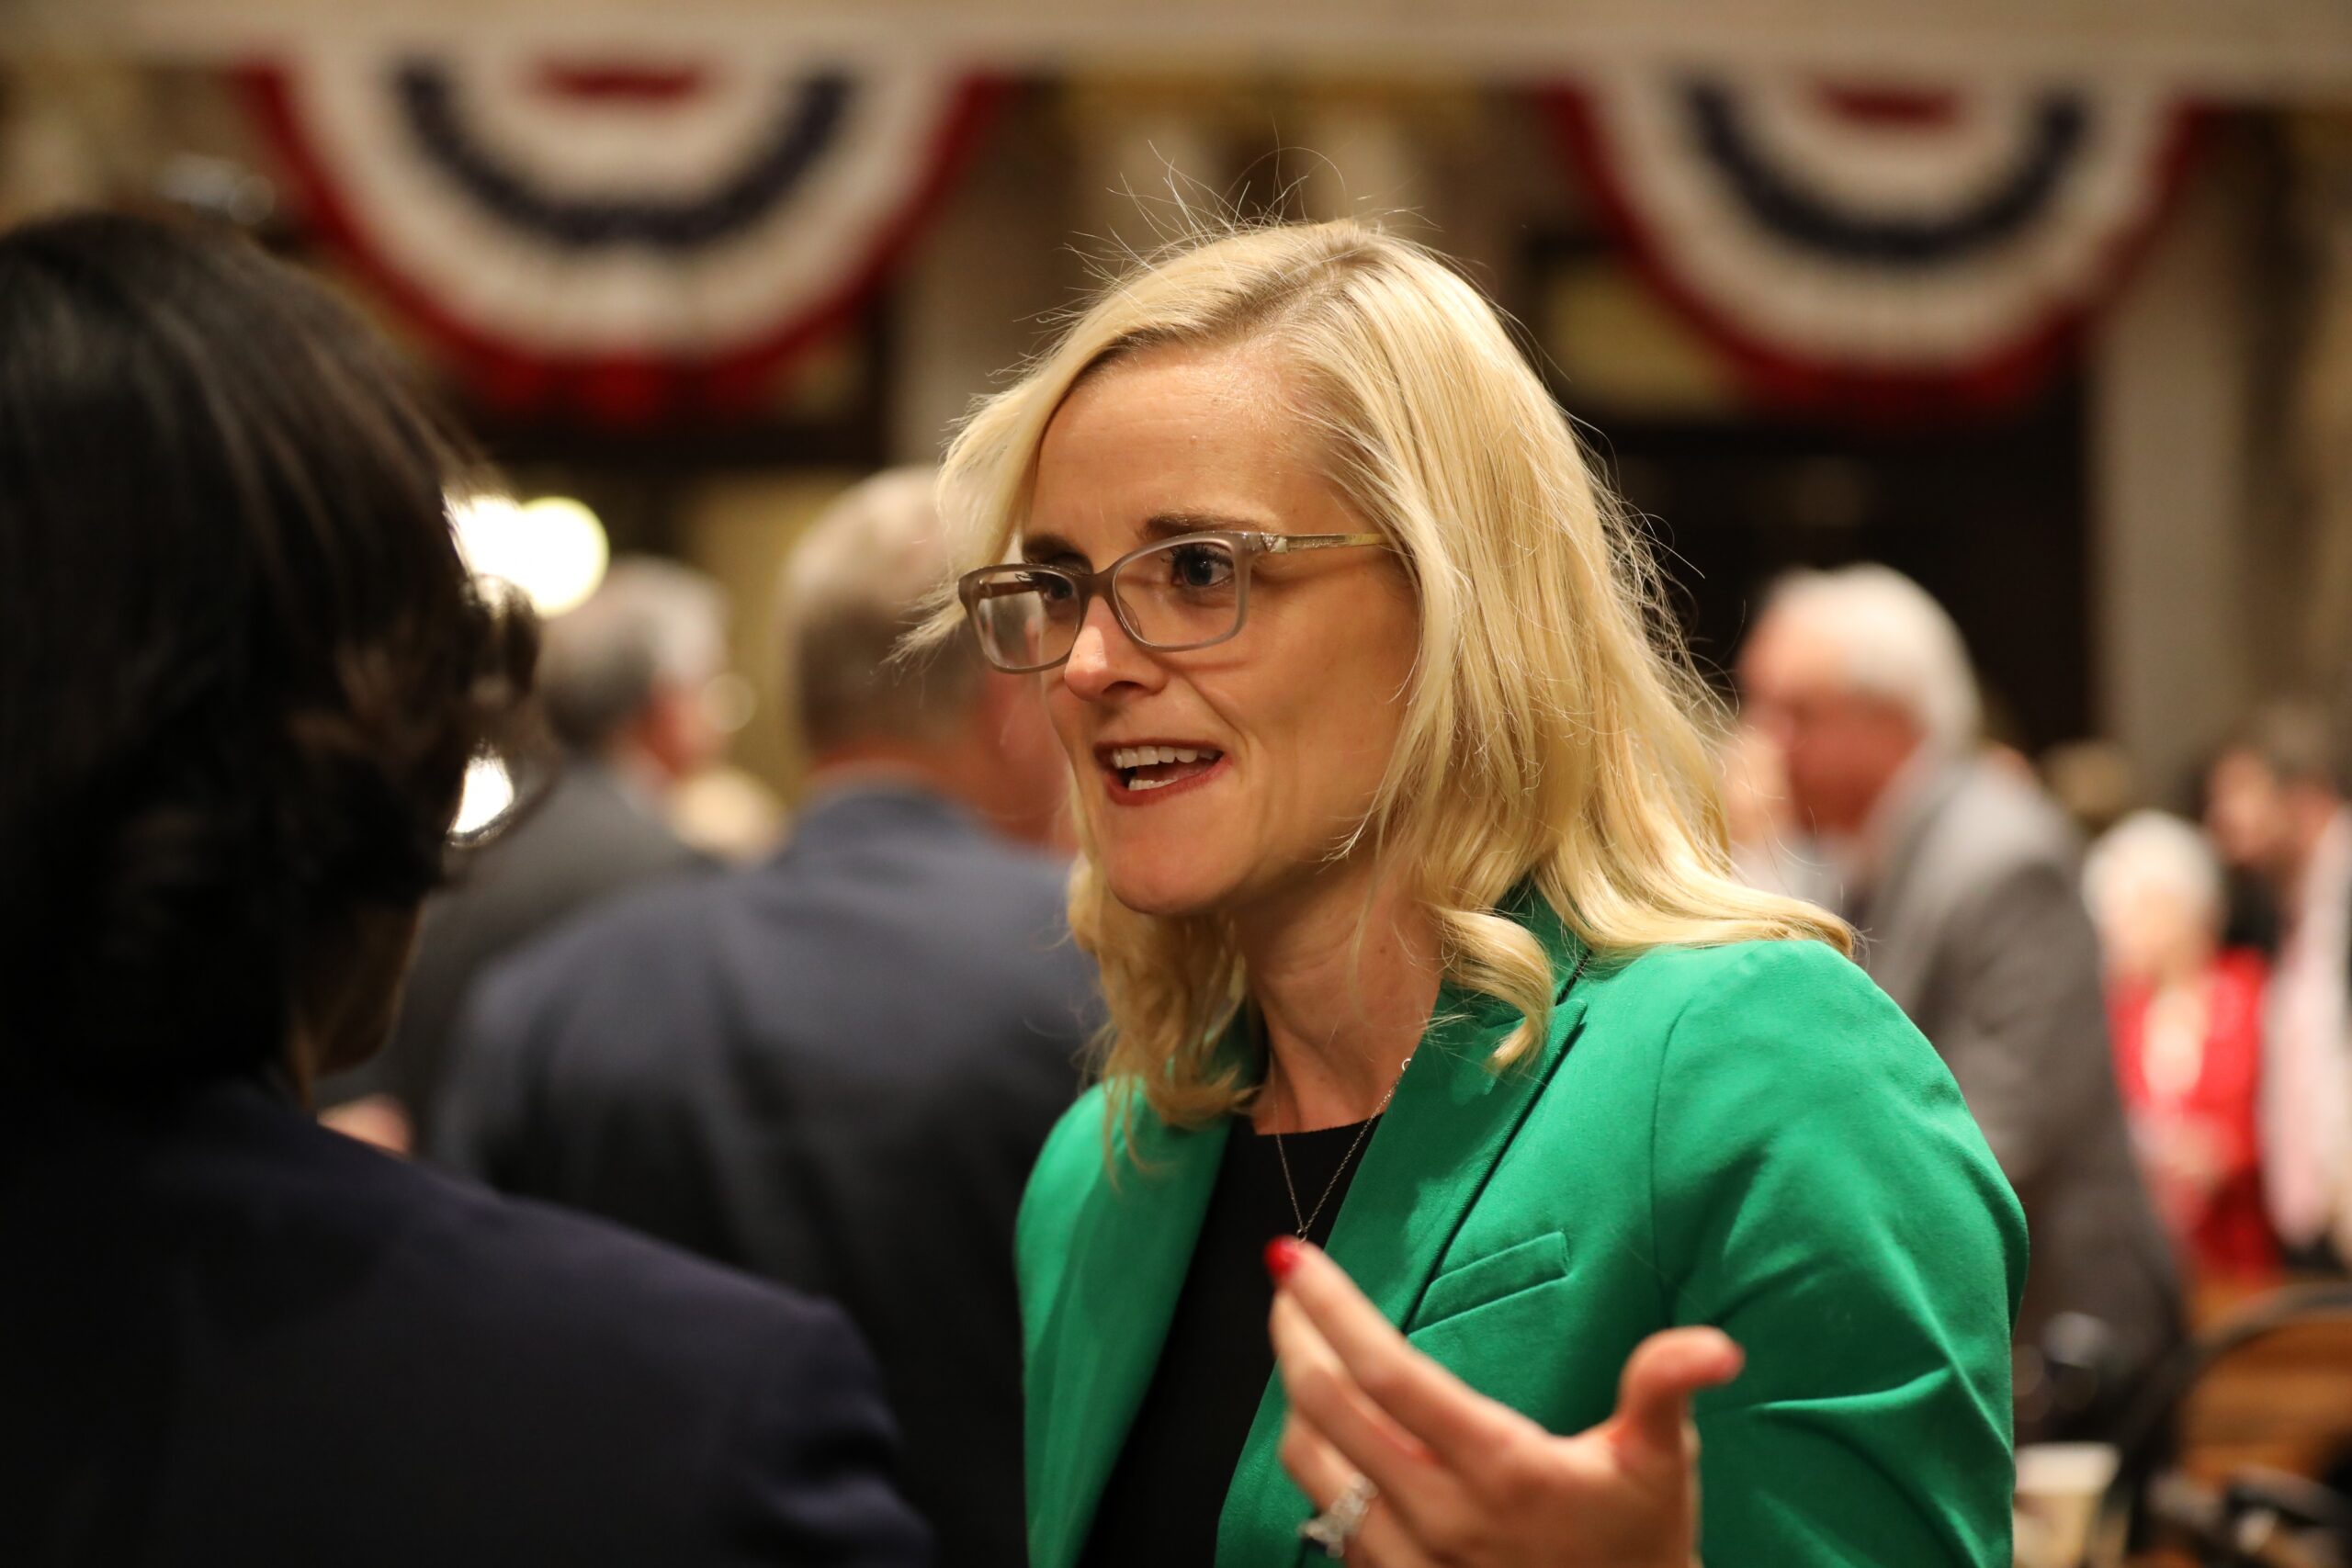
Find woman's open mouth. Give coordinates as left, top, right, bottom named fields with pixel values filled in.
left=1098, top=743, right=1227, bottom=804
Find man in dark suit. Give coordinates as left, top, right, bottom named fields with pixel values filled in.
left=1740, top=564, right=2181, bottom=1440
left=322, top=558, right=724, bottom=1145
left=438, top=468, right=1096, bottom=1567
left=0, top=210, right=925, bottom=1567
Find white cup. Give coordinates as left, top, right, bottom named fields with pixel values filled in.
left=2013, top=1442, right=2120, bottom=1568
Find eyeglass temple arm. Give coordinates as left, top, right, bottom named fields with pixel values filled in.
left=964, top=573, right=1063, bottom=603
left=1259, top=532, right=1388, bottom=554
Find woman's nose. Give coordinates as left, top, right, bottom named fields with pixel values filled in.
left=1060, top=598, right=1159, bottom=701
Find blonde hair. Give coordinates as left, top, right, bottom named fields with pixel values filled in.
left=921, top=220, right=1849, bottom=1128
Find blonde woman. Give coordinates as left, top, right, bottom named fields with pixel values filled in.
left=930, top=221, right=2024, bottom=1567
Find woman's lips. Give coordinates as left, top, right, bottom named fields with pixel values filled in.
left=1099, top=749, right=1227, bottom=807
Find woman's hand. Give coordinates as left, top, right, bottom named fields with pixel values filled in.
left=1266, top=1237, right=1742, bottom=1567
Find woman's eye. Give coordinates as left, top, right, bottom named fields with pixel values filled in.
left=1167, top=544, right=1234, bottom=590
left=1016, top=569, right=1076, bottom=604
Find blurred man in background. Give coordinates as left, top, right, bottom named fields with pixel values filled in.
left=2206, top=720, right=2300, bottom=956
left=435, top=468, right=1094, bottom=1566
left=322, top=558, right=726, bottom=1145
left=1738, top=563, right=2181, bottom=1439
left=2216, top=701, right=2352, bottom=1269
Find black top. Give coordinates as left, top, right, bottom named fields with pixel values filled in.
left=1079, top=1114, right=1380, bottom=1568
left=0, top=1074, right=930, bottom=1567
left=435, top=785, right=1100, bottom=1568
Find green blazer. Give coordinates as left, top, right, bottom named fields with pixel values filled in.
left=1015, top=901, right=2028, bottom=1567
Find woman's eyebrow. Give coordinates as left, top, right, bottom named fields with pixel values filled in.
left=1141, top=510, right=1269, bottom=539
left=1018, top=531, right=1081, bottom=561
left=1019, top=512, right=1274, bottom=562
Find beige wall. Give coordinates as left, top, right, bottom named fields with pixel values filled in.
left=2087, top=122, right=2337, bottom=799
left=36, top=0, right=2352, bottom=103
left=2090, top=141, right=2272, bottom=795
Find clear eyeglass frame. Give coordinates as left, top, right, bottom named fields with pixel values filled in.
left=956, top=529, right=1388, bottom=675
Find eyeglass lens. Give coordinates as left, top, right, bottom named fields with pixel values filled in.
left=973, top=536, right=1243, bottom=670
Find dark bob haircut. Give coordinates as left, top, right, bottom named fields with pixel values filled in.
left=0, top=211, right=534, bottom=1093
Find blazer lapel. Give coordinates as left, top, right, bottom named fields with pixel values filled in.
left=1216, top=897, right=1594, bottom=1563
left=1028, top=1102, right=1228, bottom=1568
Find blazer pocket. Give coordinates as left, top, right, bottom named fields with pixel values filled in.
left=1413, top=1231, right=1569, bottom=1329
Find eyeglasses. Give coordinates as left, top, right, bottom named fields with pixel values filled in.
left=957, top=530, right=1388, bottom=674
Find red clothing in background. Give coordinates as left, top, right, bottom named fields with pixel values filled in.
left=2108, top=948, right=2277, bottom=1278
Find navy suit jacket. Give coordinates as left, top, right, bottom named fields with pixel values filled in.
left=436, top=784, right=1098, bottom=1567
left=0, top=1076, right=930, bottom=1567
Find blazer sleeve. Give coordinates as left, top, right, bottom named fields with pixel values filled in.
left=708, top=1295, right=934, bottom=1567
left=1648, top=942, right=2027, bottom=1568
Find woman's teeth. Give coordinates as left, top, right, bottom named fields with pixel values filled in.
left=1107, top=745, right=1222, bottom=793
left=1109, top=745, right=1212, bottom=770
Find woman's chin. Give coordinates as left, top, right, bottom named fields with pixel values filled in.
left=1100, top=862, right=1232, bottom=921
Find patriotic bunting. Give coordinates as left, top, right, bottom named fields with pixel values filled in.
left=247, top=49, right=994, bottom=423
left=1544, top=73, right=2199, bottom=413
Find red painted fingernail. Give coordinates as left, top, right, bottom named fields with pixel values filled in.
left=1265, top=1235, right=1303, bottom=1282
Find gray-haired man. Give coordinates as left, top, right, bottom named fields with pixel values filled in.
left=1739, top=564, right=2181, bottom=1440
left=437, top=470, right=1097, bottom=1566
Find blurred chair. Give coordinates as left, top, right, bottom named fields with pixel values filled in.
left=2088, top=1283, right=2352, bottom=1568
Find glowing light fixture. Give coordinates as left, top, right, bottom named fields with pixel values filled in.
left=449, top=755, right=516, bottom=840
left=449, top=491, right=609, bottom=616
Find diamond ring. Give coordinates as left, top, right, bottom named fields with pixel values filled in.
left=1299, top=1474, right=1378, bottom=1559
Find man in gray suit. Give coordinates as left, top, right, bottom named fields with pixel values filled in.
left=1739, top=564, right=2181, bottom=1439
left=436, top=470, right=1093, bottom=1567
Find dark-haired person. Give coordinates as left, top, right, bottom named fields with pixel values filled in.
left=0, top=211, right=929, bottom=1568
left=2213, top=700, right=2352, bottom=1269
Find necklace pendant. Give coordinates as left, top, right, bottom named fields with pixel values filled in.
left=1269, top=1050, right=1415, bottom=1242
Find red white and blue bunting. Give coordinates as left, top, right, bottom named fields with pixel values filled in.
left=246, top=50, right=994, bottom=423
left=1544, top=73, right=2199, bottom=413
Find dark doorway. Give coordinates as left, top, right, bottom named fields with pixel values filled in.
left=1524, top=230, right=2091, bottom=751
left=1588, top=387, right=2089, bottom=751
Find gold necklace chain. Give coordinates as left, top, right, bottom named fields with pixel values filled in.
left=1270, top=1053, right=1413, bottom=1241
